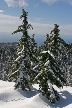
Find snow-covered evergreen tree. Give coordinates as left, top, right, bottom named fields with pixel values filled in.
left=8, top=8, right=37, bottom=90
left=33, top=24, right=66, bottom=103
left=33, top=50, right=66, bottom=103
left=42, top=24, right=68, bottom=83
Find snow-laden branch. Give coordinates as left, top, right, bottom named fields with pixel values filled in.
left=33, top=70, right=43, bottom=82
left=42, top=50, right=54, bottom=58
left=15, top=56, right=21, bottom=62
left=18, top=45, right=24, bottom=55
left=44, top=60, right=50, bottom=66
left=8, top=69, right=19, bottom=78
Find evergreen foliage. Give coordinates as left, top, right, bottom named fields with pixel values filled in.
left=65, top=43, right=72, bottom=86
left=33, top=24, right=66, bottom=103
left=42, top=24, right=68, bottom=84
left=8, top=8, right=37, bottom=90
left=33, top=50, right=66, bottom=103
left=30, top=34, right=38, bottom=68
left=6, top=8, right=71, bottom=103
left=43, top=24, right=67, bottom=58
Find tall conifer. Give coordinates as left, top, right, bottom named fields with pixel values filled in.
left=33, top=24, right=66, bottom=103
left=8, top=8, right=36, bottom=90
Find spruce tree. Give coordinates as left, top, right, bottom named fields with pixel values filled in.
left=49, top=24, right=67, bottom=60
left=41, top=24, right=67, bottom=62
left=33, top=24, right=66, bottom=103
left=42, top=24, right=68, bottom=83
left=8, top=8, right=36, bottom=90
left=33, top=50, right=66, bottom=103
left=49, top=24, right=71, bottom=86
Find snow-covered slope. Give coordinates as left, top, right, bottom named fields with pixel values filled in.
left=0, top=80, right=72, bottom=108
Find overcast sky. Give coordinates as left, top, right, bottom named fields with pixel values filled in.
left=0, top=0, right=72, bottom=42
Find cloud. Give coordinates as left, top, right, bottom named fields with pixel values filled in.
left=42, top=0, right=58, bottom=4
left=0, top=13, right=53, bottom=34
left=0, top=10, right=4, bottom=13
left=18, top=0, right=28, bottom=7
left=64, top=0, right=72, bottom=5
left=0, top=13, right=21, bottom=32
left=42, top=0, right=72, bottom=5
left=35, top=17, right=44, bottom=22
left=4, top=0, right=28, bottom=7
left=59, top=24, right=72, bottom=36
left=30, top=22, right=72, bottom=36
left=0, top=14, right=20, bottom=24
left=0, top=13, right=72, bottom=36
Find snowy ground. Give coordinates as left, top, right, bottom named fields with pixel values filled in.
left=0, top=80, right=72, bottom=108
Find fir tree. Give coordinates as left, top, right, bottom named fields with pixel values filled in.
left=33, top=50, right=66, bottom=103
left=8, top=8, right=36, bottom=90
left=49, top=24, right=71, bottom=86
left=49, top=24, right=67, bottom=60
left=33, top=24, right=66, bottom=103
left=41, top=24, right=67, bottom=61
left=42, top=24, right=68, bottom=83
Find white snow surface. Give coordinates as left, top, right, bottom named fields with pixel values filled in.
left=0, top=80, right=72, bottom=108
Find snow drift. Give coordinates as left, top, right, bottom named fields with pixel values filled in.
left=0, top=80, right=72, bottom=108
